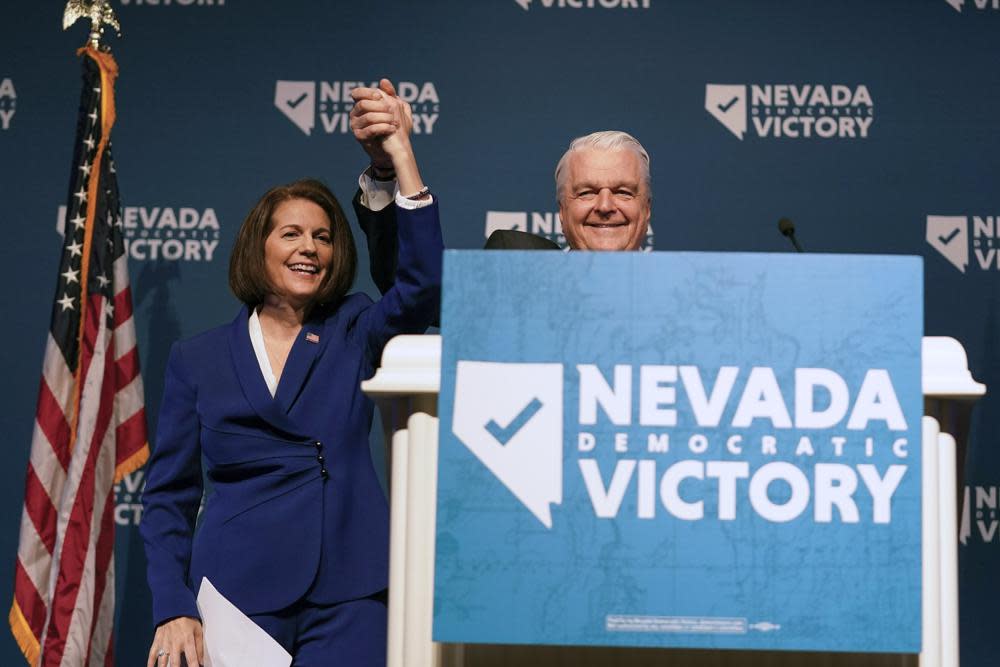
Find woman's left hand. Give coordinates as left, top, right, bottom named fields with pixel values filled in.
left=147, top=616, right=204, bottom=667
left=373, top=80, right=413, bottom=160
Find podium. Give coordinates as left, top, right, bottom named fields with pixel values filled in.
left=362, top=251, right=983, bottom=666
left=362, top=334, right=983, bottom=667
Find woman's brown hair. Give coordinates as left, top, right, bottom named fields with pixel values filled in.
left=229, top=179, right=357, bottom=311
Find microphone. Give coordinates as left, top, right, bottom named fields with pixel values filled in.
left=778, top=217, right=804, bottom=253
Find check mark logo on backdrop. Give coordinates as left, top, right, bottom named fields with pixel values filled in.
left=938, top=228, right=961, bottom=245
left=485, top=397, right=544, bottom=446
left=286, top=92, right=309, bottom=109
left=718, top=96, right=740, bottom=113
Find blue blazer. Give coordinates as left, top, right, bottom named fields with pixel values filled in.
left=140, top=202, right=442, bottom=626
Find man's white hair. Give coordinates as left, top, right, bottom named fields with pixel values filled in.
left=554, top=130, right=651, bottom=203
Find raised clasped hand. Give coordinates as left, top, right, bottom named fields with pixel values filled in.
left=350, top=78, right=414, bottom=167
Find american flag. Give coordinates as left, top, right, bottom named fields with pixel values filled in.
left=9, top=47, right=148, bottom=667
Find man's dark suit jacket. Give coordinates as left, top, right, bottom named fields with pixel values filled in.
left=355, top=197, right=560, bottom=298
left=484, top=229, right=561, bottom=250
left=353, top=190, right=400, bottom=295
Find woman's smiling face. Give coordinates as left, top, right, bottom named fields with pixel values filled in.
left=263, top=198, right=333, bottom=309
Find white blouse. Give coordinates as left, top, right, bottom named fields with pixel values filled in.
left=248, top=308, right=278, bottom=397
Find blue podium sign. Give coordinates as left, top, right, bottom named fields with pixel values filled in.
left=434, top=251, right=923, bottom=653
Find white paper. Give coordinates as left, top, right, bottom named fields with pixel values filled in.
left=196, top=577, right=293, bottom=667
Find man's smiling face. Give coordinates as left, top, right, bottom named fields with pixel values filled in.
left=558, top=148, right=651, bottom=251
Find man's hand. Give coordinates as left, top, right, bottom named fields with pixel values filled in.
left=147, top=616, right=203, bottom=667
left=352, top=77, right=425, bottom=198
left=351, top=79, right=412, bottom=169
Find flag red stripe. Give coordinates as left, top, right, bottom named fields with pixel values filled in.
left=13, top=561, right=47, bottom=639
left=75, top=295, right=104, bottom=410
left=112, top=287, right=132, bottom=329
left=42, top=342, right=116, bottom=665
left=23, top=465, right=58, bottom=555
left=36, top=379, right=72, bottom=472
left=85, top=490, right=117, bottom=666
left=114, top=346, right=139, bottom=389
left=103, top=630, right=115, bottom=667
left=41, top=474, right=97, bottom=663
left=115, top=409, right=147, bottom=467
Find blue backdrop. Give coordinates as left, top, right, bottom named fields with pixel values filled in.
left=1, top=1, right=998, bottom=664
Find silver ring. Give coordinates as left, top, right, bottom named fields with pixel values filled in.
left=156, top=649, right=167, bottom=658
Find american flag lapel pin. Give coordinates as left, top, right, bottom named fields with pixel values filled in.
left=306, top=332, right=320, bottom=344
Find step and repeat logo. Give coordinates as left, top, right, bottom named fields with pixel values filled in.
left=926, top=215, right=1000, bottom=273
left=513, top=0, right=650, bottom=9
left=945, top=0, right=1000, bottom=11
left=706, top=84, right=874, bottom=140
left=484, top=210, right=655, bottom=250
left=114, top=470, right=145, bottom=526
left=58, top=205, right=222, bottom=262
left=1, top=77, right=15, bottom=131
left=961, top=485, right=1000, bottom=545
left=274, top=80, right=440, bottom=137
left=453, top=361, right=911, bottom=530
left=114, top=469, right=204, bottom=526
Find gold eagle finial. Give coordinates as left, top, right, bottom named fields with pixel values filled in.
left=63, top=0, right=121, bottom=50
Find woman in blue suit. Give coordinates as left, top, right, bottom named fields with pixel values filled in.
left=141, top=81, right=441, bottom=667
